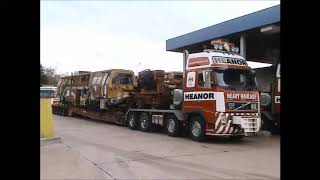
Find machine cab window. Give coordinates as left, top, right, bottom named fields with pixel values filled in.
left=112, top=73, right=133, bottom=85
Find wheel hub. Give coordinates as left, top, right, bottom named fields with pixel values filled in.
left=129, top=117, right=134, bottom=127
left=168, top=119, right=175, bottom=133
left=191, top=121, right=201, bottom=137
left=141, top=118, right=147, bottom=129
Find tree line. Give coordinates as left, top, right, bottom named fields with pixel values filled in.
left=40, top=64, right=68, bottom=87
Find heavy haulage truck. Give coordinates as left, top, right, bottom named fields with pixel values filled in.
left=260, top=63, right=280, bottom=133
left=53, top=40, right=262, bottom=141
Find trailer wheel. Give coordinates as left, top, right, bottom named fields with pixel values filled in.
left=189, top=116, right=206, bottom=142
left=128, top=112, right=139, bottom=130
left=61, top=109, right=66, bottom=116
left=57, top=108, right=62, bottom=116
left=60, top=109, right=64, bottom=116
left=166, top=114, right=180, bottom=137
left=54, top=108, right=58, bottom=115
left=139, top=112, right=152, bottom=132
left=67, top=109, right=73, bottom=117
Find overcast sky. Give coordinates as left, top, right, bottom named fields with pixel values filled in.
left=41, top=0, right=280, bottom=74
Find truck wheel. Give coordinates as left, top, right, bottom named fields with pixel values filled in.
left=139, top=112, right=152, bottom=132
left=189, top=116, right=206, bottom=142
left=270, top=122, right=280, bottom=134
left=230, top=135, right=244, bottom=141
left=166, top=114, right=180, bottom=137
left=128, top=112, right=139, bottom=130
left=61, top=109, right=67, bottom=116
left=261, top=116, right=271, bottom=131
left=67, top=110, right=73, bottom=117
left=57, top=108, right=62, bottom=116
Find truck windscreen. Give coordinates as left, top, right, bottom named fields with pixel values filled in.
left=214, top=69, right=258, bottom=91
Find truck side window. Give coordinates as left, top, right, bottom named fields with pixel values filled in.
left=186, top=72, right=195, bottom=88
left=204, top=71, right=212, bottom=88
left=198, top=71, right=212, bottom=88
left=198, top=71, right=205, bottom=87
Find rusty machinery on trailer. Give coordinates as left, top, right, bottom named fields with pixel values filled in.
left=53, top=69, right=183, bottom=123
left=125, top=69, right=183, bottom=109
left=53, top=69, right=137, bottom=122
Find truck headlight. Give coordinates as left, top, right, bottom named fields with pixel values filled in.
left=251, top=103, right=257, bottom=110
left=227, top=102, right=235, bottom=110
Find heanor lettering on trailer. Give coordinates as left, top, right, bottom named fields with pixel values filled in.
left=227, top=93, right=257, bottom=100
left=184, top=92, right=215, bottom=101
left=212, top=56, right=248, bottom=66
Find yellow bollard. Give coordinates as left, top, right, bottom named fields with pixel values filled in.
left=40, top=98, right=55, bottom=138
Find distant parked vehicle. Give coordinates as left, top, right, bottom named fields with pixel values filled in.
left=40, top=86, right=58, bottom=105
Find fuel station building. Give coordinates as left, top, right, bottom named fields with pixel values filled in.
left=166, top=5, right=280, bottom=92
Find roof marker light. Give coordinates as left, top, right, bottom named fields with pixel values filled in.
left=224, top=43, right=230, bottom=51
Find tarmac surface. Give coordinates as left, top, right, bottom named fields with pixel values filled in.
left=41, top=115, right=280, bottom=180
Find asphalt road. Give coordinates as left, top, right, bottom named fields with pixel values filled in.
left=41, top=115, right=280, bottom=180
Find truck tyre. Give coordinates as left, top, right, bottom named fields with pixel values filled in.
left=261, top=115, right=271, bottom=131
left=139, top=112, right=152, bottom=132
left=60, top=109, right=64, bottom=116
left=67, top=110, right=73, bottom=117
left=230, top=135, right=244, bottom=141
left=58, top=108, right=62, bottom=116
left=270, top=122, right=280, bottom=134
left=61, top=109, right=67, bottom=116
left=166, top=114, right=180, bottom=137
left=189, top=116, right=206, bottom=142
left=128, top=112, right=139, bottom=130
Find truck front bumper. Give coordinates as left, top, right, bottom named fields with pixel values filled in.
left=206, top=113, right=262, bottom=136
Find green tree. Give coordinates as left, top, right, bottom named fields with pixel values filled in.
left=40, top=64, right=48, bottom=86
left=40, top=64, right=65, bottom=86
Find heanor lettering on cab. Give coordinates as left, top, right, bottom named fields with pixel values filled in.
left=212, top=56, right=248, bottom=66
left=227, top=93, right=257, bottom=100
left=184, top=92, right=215, bottom=101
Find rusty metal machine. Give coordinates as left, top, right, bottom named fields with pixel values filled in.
left=53, top=69, right=182, bottom=120
left=164, top=71, right=183, bottom=89
left=56, top=69, right=136, bottom=108
left=53, top=69, right=136, bottom=122
left=125, top=69, right=183, bottom=109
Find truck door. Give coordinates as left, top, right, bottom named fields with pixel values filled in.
left=184, top=70, right=216, bottom=127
